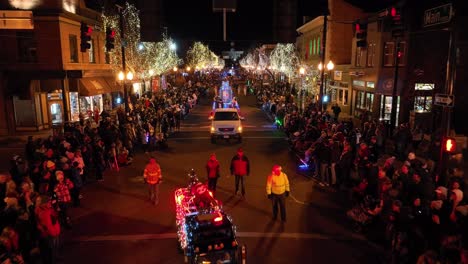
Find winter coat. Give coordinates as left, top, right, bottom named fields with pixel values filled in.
left=206, top=159, right=220, bottom=179
left=230, top=155, right=250, bottom=176
left=35, top=206, right=60, bottom=238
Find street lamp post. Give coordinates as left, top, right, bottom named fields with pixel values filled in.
left=118, top=71, right=133, bottom=114
left=299, top=67, right=305, bottom=112
left=317, top=60, right=334, bottom=111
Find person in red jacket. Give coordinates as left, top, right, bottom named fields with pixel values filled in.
left=206, top=153, right=220, bottom=193
left=230, top=148, right=250, bottom=197
left=35, top=195, right=60, bottom=264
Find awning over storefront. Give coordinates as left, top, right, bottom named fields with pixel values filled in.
left=78, top=78, right=112, bottom=96
left=102, top=77, right=122, bottom=93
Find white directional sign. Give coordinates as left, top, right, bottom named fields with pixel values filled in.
left=435, top=93, right=454, bottom=107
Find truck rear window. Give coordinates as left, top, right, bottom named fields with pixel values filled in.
left=214, top=112, right=239, bottom=121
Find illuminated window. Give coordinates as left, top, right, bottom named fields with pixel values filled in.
left=69, top=34, right=78, bottom=63
left=89, top=39, right=95, bottom=63
left=355, top=47, right=366, bottom=67
left=367, top=43, right=376, bottom=67
left=309, top=40, right=312, bottom=56
left=383, top=42, right=394, bottom=66
left=415, top=83, right=434, bottom=90
left=317, top=37, right=321, bottom=55
left=414, top=96, right=432, bottom=112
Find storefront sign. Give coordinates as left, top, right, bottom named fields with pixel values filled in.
left=423, top=4, right=452, bottom=27
left=334, top=71, right=342, bottom=81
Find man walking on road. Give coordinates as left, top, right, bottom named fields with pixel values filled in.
left=230, top=148, right=250, bottom=198
left=266, top=165, right=290, bottom=222
left=143, top=157, right=162, bottom=205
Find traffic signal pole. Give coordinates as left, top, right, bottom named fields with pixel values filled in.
left=389, top=39, right=400, bottom=136
left=318, top=15, right=327, bottom=112
left=437, top=23, right=457, bottom=180
left=117, top=5, right=129, bottom=114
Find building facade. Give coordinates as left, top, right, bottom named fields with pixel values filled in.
left=296, top=0, right=364, bottom=115
left=0, top=0, right=120, bottom=135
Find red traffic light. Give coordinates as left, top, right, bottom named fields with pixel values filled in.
left=391, top=7, right=397, bottom=17
left=355, top=23, right=360, bottom=32
left=444, top=137, right=456, bottom=153
left=110, top=30, right=116, bottom=38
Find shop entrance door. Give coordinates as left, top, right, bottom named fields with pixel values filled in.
left=380, top=95, right=400, bottom=124
left=49, top=101, right=63, bottom=125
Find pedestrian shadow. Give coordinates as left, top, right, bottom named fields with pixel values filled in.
left=262, top=223, right=285, bottom=254
left=252, top=219, right=276, bottom=253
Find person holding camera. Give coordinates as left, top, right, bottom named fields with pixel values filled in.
left=266, top=165, right=290, bottom=222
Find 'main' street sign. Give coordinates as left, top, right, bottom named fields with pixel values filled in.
left=424, top=3, right=452, bottom=27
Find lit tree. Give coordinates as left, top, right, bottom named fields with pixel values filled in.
left=102, top=3, right=181, bottom=80
left=186, top=42, right=222, bottom=70
left=269, top=43, right=300, bottom=77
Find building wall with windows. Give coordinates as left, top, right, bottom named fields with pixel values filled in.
left=296, top=0, right=364, bottom=116
left=0, top=0, right=116, bottom=135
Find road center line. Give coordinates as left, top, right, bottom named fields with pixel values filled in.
left=71, top=231, right=367, bottom=243
left=173, top=136, right=284, bottom=140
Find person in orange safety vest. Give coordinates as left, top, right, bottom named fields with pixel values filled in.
left=144, top=157, right=162, bottom=205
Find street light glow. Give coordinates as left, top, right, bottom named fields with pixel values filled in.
left=170, top=42, right=177, bottom=50
left=173, top=66, right=178, bottom=72
left=327, top=60, right=335, bottom=71
left=138, top=43, right=144, bottom=51
left=126, top=72, right=133, bottom=80
left=149, top=69, right=154, bottom=76
left=299, top=67, right=305, bottom=75
left=186, top=66, right=191, bottom=71
left=317, top=62, right=323, bottom=71
left=118, top=71, right=125, bottom=81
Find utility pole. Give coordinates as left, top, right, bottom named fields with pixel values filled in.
left=117, top=4, right=129, bottom=114
left=318, top=15, right=328, bottom=112
left=389, top=40, right=400, bottom=136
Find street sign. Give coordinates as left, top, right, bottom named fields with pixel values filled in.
left=423, top=3, right=452, bottom=27
left=434, top=93, right=454, bottom=107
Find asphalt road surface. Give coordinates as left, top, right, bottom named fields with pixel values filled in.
left=0, top=92, right=383, bottom=264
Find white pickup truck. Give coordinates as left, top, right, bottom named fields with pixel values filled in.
left=210, top=108, right=242, bottom=143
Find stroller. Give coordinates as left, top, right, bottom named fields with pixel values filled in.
left=346, top=195, right=380, bottom=233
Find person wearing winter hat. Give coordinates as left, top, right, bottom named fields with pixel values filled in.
left=53, top=171, right=73, bottom=228
left=34, top=195, right=60, bottom=264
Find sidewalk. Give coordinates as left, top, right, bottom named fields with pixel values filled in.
left=0, top=130, right=53, bottom=147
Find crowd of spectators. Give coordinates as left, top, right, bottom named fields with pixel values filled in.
left=0, top=79, right=209, bottom=263
left=256, top=80, right=468, bottom=263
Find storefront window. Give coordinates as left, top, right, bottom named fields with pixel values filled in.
left=414, top=96, right=432, bottom=113
left=69, top=92, right=79, bottom=122
left=13, top=96, right=36, bottom=126
left=380, top=96, right=400, bottom=124
left=355, top=91, right=373, bottom=111
left=50, top=103, right=63, bottom=125
left=79, top=95, right=103, bottom=119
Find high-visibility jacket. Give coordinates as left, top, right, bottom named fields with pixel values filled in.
left=144, top=163, right=162, bottom=184
left=266, top=172, right=290, bottom=195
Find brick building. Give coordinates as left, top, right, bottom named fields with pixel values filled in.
left=296, top=0, right=364, bottom=116
left=0, top=0, right=120, bottom=136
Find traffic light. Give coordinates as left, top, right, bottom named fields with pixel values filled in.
left=105, top=27, right=115, bottom=51
left=443, top=137, right=456, bottom=153
left=389, top=7, right=404, bottom=37
left=355, top=21, right=367, bottom=47
left=80, top=22, right=93, bottom=52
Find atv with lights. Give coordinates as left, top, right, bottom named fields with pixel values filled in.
left=175, top=170, right=241, bottom=264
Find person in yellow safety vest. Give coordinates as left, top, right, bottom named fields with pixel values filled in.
left=266, top=165, right=290, bottom=222
left=144, top=157, right=162, bottom=205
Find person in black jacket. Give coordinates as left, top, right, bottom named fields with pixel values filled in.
left=337, top=144, right=354, bottom=187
